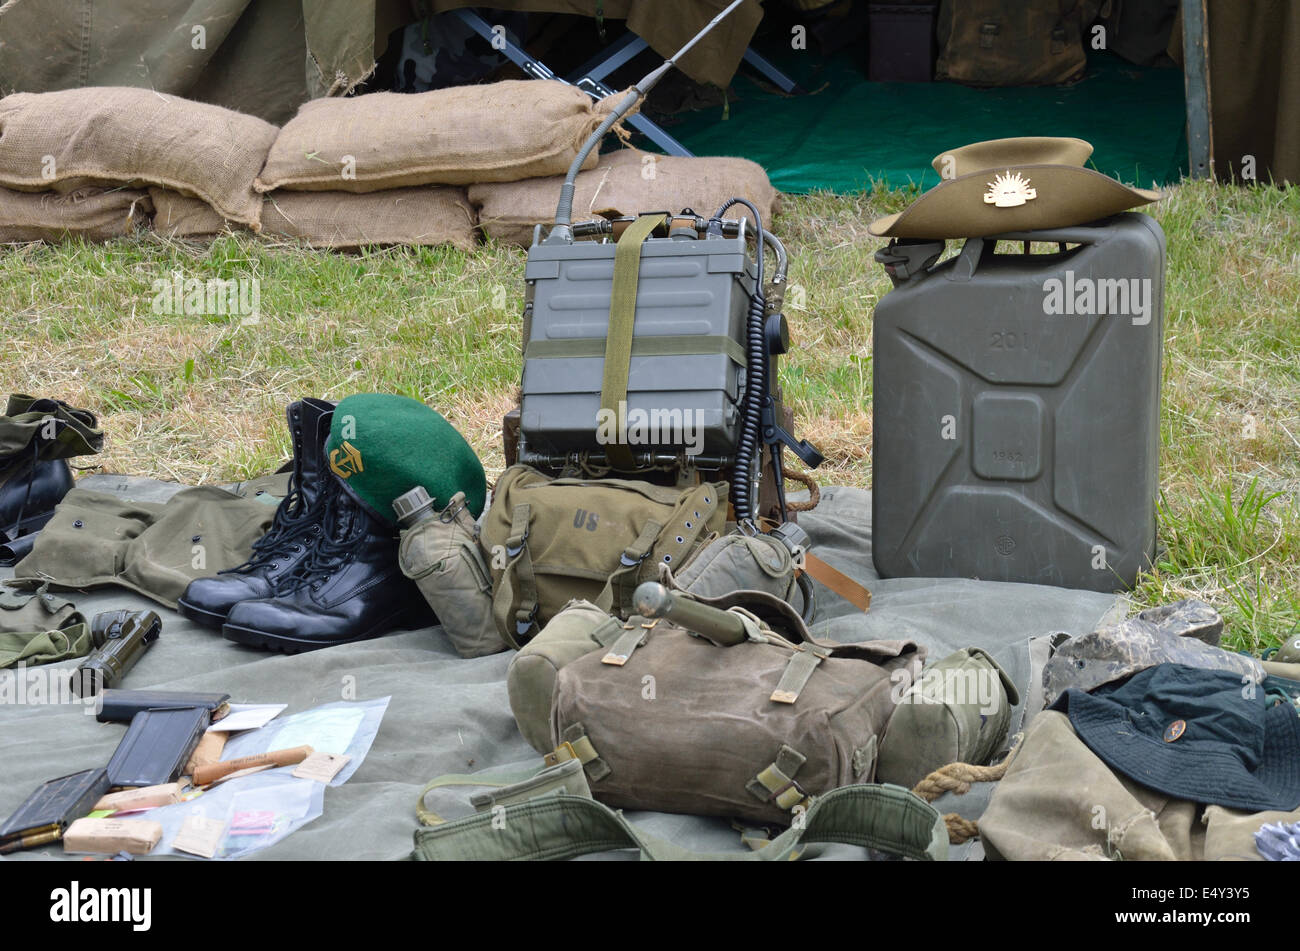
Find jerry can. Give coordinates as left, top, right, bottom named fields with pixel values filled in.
left=871, top=212, right=1164, bottom=591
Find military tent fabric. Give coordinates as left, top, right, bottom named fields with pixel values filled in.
left=0, top=0, right=375, bottom=125
left=0, top=0, right=760, bottom=125
left=424, top=0, right=764, bottom=89
left=1170, top=0, right=1300, bottom=185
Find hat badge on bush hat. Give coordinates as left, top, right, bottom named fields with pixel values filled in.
left=868, top=136, right=1161, bottom=240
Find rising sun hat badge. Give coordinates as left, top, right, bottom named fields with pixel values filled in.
left=983, top=171, right=1038, bottom=208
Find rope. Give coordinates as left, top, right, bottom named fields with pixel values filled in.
left=784, top=468, right=820, bottom=513
left=942, top=815, right=980, bottom=844
left=910, top=733, right=1025, bottom=844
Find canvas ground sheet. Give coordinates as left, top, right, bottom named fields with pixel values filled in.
left=0, top=477, right=1121, bottom=861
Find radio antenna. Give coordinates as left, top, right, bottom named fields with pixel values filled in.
left=547, top=0, right=749, bottom=243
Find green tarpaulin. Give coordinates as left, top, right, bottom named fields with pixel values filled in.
left=668, top=50, right=1187, bottom=194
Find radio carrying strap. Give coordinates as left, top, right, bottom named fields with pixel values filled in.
left=600, top=213, right=668, bottom=469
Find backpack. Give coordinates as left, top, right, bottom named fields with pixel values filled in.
left=936, top=0, right=1105, bottom=86
left=547, top=589, right=923, bottom=825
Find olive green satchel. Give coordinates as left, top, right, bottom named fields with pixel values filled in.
left=479, top=465, right=726, bottom=648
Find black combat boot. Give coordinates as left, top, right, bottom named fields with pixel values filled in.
left=177, top=398, right=335, bottom=629
left=221, top=469, right=432, bottom=653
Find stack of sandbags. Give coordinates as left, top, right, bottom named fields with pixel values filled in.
left=0, top=87, right=274, bottom=242
left=470, top=148, right=782, bottom=248
left=247, top=79, right=625, bottom=250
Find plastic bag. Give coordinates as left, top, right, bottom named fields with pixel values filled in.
left=219, top=697, right=389, bottom=786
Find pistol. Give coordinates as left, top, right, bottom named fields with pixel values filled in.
left=71, top=610, right=161, bottom=698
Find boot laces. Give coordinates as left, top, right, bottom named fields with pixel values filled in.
left=272, top=479, right=365, bottom=593
left=219, top=456, right=316, bottom=575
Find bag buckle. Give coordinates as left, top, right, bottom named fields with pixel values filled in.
left=619, top=549, right=649, bottom=568
left=514, top=606, right=538, bottom=639
left=544, top=741, right=578, bottom=767
left=505, top=527, right=529, bottom=558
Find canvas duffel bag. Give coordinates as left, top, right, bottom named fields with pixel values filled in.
left=936, top=0, right=1104, bottom=86
left=479, top=465, right=727, bottom=648
left=509, top=525, right=807, bottom=754
left=0, top=88, right=275, bottom=227
left=548, top=589, right=923, bottom=825
left=469, top=149, right=780, bottom=248
left=256, top=80, right=619, bottom=194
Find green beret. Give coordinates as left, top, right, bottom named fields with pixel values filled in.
left=324, top=393, right=486, bottom=523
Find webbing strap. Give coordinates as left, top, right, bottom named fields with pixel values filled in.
left=594, top=519, right=661, bottom=615
left=601, top=618, right=655, bottom=666
left=747, top=744, right=811, bottom=811
left=547, top=723, right=611, bottom=781
left=416, top=768, right=535, bottom=826
left=415, top=759, right=592, bottom=826
left=491, top=503, right=540, bottom=648
left=526, top=334, right=746, bottom=365
left=770, top=649, right=822, bottom=704
left=600, top=213, right=666, bottom=469
left=411, top=783, right=950, bottom=862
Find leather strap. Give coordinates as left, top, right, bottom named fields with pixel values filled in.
left=802, top=551, right=872, bottom=613
left=599, top=213, right=667, bottom=470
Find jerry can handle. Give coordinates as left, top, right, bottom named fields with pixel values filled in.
left=949, top=226, right=1105, bottom=282
left=985, top=227, right=1103, bottom=245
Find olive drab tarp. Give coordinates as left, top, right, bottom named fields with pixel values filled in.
left=0, top=478, right=1126, bottom=860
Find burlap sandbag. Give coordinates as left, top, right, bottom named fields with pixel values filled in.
left=469, top=149, right=780, bottom=247
left=0, top=186, right=150, bottom=243
left=0, top=88, right=275, bottom=228
left=259, top=188, right=476, bottom=250
left=148, top=188, right=233, bottom=238
left=255, top=81, right=624, bottom=193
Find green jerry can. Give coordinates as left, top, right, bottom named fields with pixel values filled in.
left=871, top=212, right=1165, bottom=592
